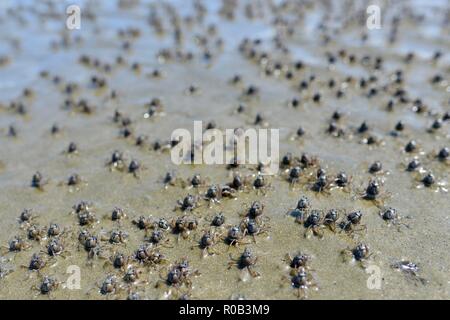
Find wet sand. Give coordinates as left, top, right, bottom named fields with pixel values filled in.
left=0, top=0, right=449, bottom=299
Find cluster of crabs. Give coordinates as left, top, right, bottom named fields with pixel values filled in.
left=1, top=0, right=448, bottom=300
left=4, top=138, right=439, bottom=299
left=0, top=193, right=270, bottom=299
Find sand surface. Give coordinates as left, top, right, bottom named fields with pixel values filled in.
left=0, top=0, right=449, bottom=299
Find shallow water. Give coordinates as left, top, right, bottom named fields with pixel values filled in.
left=0, top=0, right=449, bottom=299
